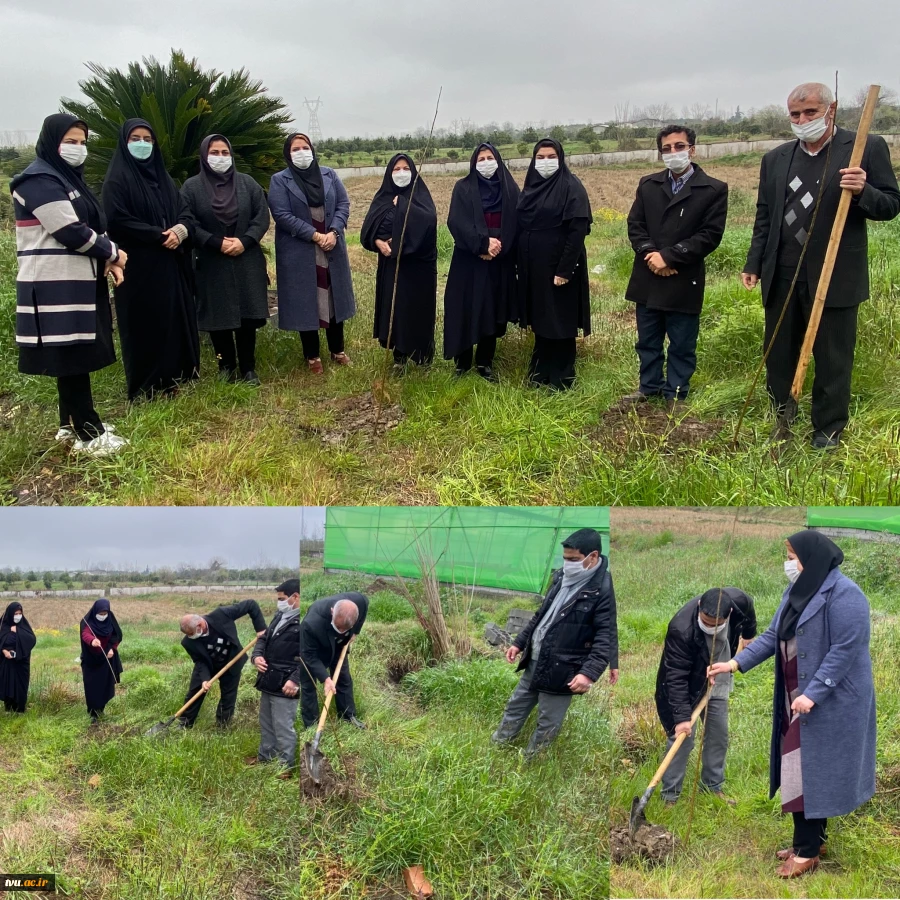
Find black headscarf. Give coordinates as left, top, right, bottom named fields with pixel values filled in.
left=83, top=598, right=118, bottom=639
left=31, top=113, right=105, bottom=232
left=0, top=601, right=36, bottom=658
left=473, top=143, right=504, bottom=212
left=779, top=531, right=845, bottom=641
left=102, top=118, right=179, bottom=228
left=516, top=138, right=592, bottom=231
left=199, top=133, right=238, bottom=227
left=283, top=132, right=325, bottom=207
left=360, top=154, right=437, bottom=257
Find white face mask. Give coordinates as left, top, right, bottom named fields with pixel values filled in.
left=276, top=599, right=292, bottom=612
left=534, top=158, right=559, bottom=179
left=207, top=154, right=233, bottom=173
left=95, top=614, right=108, bottom=622
left=791, top=114, right=830, bottom=144
left=476, top=159, right=499, bottom=178
left=562, top=556, right=595, bottom=579
left=697, top=614, right=724, bottom=636
left=291, top=149, right=314, bottom=170
left=128, top=140, right=153, bottom=160
left=13, top=614, right=22, bottom=624
left=784, top=559, right=802, bottom=584
left=662, top=150, right=692, bottom=173
left=392, top=169, right=412, bottom=188
left=59, top=143, right=88, bottom=167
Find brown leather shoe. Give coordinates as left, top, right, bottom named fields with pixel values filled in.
left=776, top=844, right=826, bottom=861
left=710, top=791, right=736, bottom=807
left=330, top=352, right=352, bottom=366
left=308, top=358, right=324, bottom=375
left=243, top=756, right=259, bottom=766
left=776, top=856, right=819, bottom=878
left=276, top=770, right=294, bottom=780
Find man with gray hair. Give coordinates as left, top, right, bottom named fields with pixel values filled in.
left=297, top=591, right=369, bottom=729
left=742, top=81, right=900, bottom=449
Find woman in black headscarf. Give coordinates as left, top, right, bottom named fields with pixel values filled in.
left=179, top=134, right=271, bottom=384
left=11, top=114, right=129, bottom=456
left=268, top=133, right=356, bottom=374
left=1, top=602, right=37, bottom=713
left=102, top=118, right=200, bottom=400
left=516, top=138, right=592, bottom=390
left=443, top=143, right=520, bottom=380
left=711, top=531, right=876, bottom=879
left=361, top=154, right=438, bottom=367
left=79, top=598, right=123, bottom=724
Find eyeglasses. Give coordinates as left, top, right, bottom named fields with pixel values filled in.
left=660, top=142, right=691, bottom=153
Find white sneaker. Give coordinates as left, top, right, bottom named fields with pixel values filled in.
left=71, top=431, right=129, bottom=457
left=56, top=423, right=117, bottom=442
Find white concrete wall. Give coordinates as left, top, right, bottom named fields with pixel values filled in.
left=0, top=584, right=276, bottom=599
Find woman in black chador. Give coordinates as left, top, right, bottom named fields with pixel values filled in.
left=1, top=603, right=36, bottom=713
left=361, top=154, right=438, bottom=367
left=79, top=599, right=123, bottom=724
left=443, top=143, right=520, bottom=380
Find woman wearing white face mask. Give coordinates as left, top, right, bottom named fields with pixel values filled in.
left=710, top=530, right=876, bottom=879
left=179, top=134, right=271, bottom=385
left=361, top=154, right=438, bottom=368
left=268, top=133, right=356, bottom=374
left=11, top=114, right=129, bottom=456
left=1, top=603, right=36, bottom=713
left=443, top=143, right=521, bottom=380
left=516, top=139, right=592, bottom=390
left=102, top=118, right=200, bottom=401
left=79, top=598, right=123, bottom=725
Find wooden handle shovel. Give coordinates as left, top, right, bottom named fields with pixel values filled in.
left=302, top=641, right=350, bottom=784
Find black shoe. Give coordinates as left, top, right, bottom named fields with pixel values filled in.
left=455, top=366, right=471, bottom=377
left=219, top=367, right=238, bottom=383
left=241, top=370, right=261, bottom=386
left=476, top=365, right=498, bottom=383
left=811, top=431, right=841, bottom=450
left=342, top=715, right=367, bottom=730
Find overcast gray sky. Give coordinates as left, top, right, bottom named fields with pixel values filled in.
left=1, top=0, right=897, bottom=139
left=0, top=507, right=324, bottom=570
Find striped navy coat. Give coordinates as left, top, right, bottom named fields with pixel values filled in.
left=11, top=160, right=120, bottom=348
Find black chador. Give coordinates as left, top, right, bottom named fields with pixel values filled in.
left=1, top=603, right=36, bottom=713
left=79, top=598, right=123, bottom=721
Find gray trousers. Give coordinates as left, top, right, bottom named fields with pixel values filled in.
left=492, top=662, right=573, bottom=756
left=660, top=696, right=729, bottom=801
left=258, top=692, right=299, bottom=767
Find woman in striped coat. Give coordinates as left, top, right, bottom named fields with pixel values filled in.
left=10, top=114, right=129, bottom=456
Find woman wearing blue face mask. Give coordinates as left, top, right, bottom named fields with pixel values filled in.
left=11, top=114, right=129, bottom=456
left=516, top=138, right=592, bottom=390
left=268, top=133, right=356, bottom=375
left=180, top=134, right=271, bottom=385
left=710, top=530, right=876, bottom=879
left=102, top=119, right=200, bottom=400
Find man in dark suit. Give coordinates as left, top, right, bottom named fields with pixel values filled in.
left=655, top=587, right=757, bottom=805
left=298, top=591, right=368, bottom=729
left=177, top=598, right=267, bottom=728
left=742, top=81, right=900, bottom=449
left=621, top=125, right=728, bottom=409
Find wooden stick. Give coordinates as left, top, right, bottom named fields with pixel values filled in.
left=789, top=84, right=880, bottom=402
left=645, top=692, right=710, bottom=789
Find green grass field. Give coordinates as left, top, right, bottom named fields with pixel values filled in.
left=0, top=575, right=611, bottom=899
left=1, top=155, right=899, bottom=506
left=608, top=510, right=900, bottom=899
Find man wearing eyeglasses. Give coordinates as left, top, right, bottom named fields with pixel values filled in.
left=620, top=125, right=728, bottom=410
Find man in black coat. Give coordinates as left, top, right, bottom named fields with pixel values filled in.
left=492, top=528, right=614, bottom=758
left=177, top=598, right=267, bottom=728
left=621, top=125, right=728, bottom=408
left=742, top=81, right=900, bottom=449
left=297, top=591, right=368, bottom=729
left=655, top=587, right=757, bottom=804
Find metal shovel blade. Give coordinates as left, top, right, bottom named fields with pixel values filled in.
left=629, top=785, right=655, bottom=836
left=144, top=716, right=177, bottom=737
left=303, top=738, right=325, bottom=784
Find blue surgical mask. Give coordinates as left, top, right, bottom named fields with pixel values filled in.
left=128, top=140, right=153, bottom=160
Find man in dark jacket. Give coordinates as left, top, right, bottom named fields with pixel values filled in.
left=249, top=579, right=302, bottom=774
left=492, top=528, right=614, bottom=758
left=621, top=125, right=728, bottom=409
left=741, top=81, right=900, bottom=449
left=177, top=598, right=267, bottom=728
left=298, top=591, right=368, bottom=729
left=655, top=587, right=757, bottom=804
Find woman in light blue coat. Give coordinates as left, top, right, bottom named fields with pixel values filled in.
left=268, top=133, right=355, bottom=374
left=710, top=530, right=876, bottom=880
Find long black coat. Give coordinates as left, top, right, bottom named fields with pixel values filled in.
left=181, top=599, right=267, bottom=673
left=655, top=588, right=757, bottom=735
left=299, top=592, right=369, bottom=683
left=512, top=560, right=614, bottom=695
left=745, top=128, right=900, bottom=307
left=0, top=607, right=36, bottom=711
left=626, top=166, right=728, bottom=314
left=251, top=610, right=302, bottom=695
left=179, top=174, right=271, bottom=331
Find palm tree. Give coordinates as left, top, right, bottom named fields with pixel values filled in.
left=62, top=50, right=292, bottom=189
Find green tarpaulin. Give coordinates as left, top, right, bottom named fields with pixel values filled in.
left=808, top=507, right=900, bottom=536
left=324, top=507, right=610, bottom=594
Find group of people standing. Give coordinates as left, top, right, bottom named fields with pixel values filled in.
left=12, top=114, right=594, bottom=457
